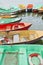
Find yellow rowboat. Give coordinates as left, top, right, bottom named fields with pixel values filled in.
left=19, top=4, right=26, bottom=9
left=18, top=4, right=26, bottom=13
left=0, top=14, right=17, bottom=19
left=0, top=30, right=43, bottom=44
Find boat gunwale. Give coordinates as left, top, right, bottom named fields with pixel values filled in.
left=0, top=22, right=31, bottom=32
left=1, top=35, right=43, bottom=45
left=0, top=30, right=43, bottom=45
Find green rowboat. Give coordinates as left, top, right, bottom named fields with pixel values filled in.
left=0, top=6, right=20, bottom=13
left=0, top=17, right=22, bottom=24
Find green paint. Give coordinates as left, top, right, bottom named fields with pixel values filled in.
left=0, top=17, right=21, bottom=24
left=18, top=48, right=28, bottom=65
left=0, top=6, right=20, bottom=13
left=32, top=57, right=40, bottom=65
left=0, top=44, right=43, bottom=65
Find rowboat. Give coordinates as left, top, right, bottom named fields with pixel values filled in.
left=7, top=7, right=21, bottom=14
left=0, top=30, right=43, bottom=44
left=38, top=7, right=43, bottom=14
left=27, top=4, right=33, bottom=12
left=0, top=14, right=17, bottom=18
left=0, top=44, right=43, bottom=65
left=0, top=7, right=20, bottom=15
left=32, top=5, right=43, bottom=13
left=32, top=6, right=39, bottom=13
left=32, top=9, right=38, bottom=13
left=0, top=8, right=6, bottom=13
left=18, top=4, right=26, bottom=13
left=0, top=22, right=32, bottom=31
left=0, top=7, right=20, bottom=14
left=0, top=17, right=22, bottom=24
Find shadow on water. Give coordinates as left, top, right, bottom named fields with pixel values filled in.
left=42, top=16, right=43, bottom=20
left=31, top=40, right=43, bottom=45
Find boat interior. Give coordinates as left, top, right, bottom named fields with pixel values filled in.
left=0, top=30, right=43, bottom=44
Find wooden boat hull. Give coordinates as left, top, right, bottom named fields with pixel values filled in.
left=0, top=30, right=43, bottom=45
left=0, top=15, right=17, bottom=18
left=38, top=10, right=43, bottom=14
left=38, top=7, right=43, bottom=14
left=18, top=9, right=26, bottom=13
left=18, top=4, right=26, bottom=13
left=32, top=9, right=38, bottom=13
left=27, top=9, right=32, bottom=12
left=0, top=22, right=32, bottom=31
left=27, top=4, right=33, bottom=12
left=14, top=9, right=26, bottom=14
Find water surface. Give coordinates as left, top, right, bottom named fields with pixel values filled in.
left=18, top=13, right=43, bottom=30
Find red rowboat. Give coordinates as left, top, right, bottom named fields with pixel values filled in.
left=32, top=9, right=38, bottom=13
left=0, top=22, right=32, bottom=31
